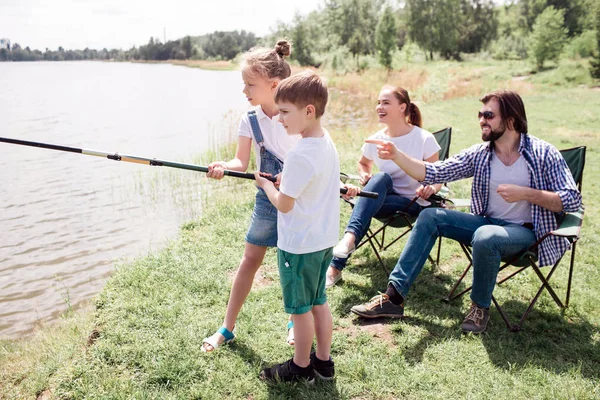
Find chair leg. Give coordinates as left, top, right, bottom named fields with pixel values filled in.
left=444, top=243, right=473, bottom=302
left=435, top=237, right=442, bottom=266
left=529, top=259, right=565, bottom=309
left=566, top=242, right=577, bottom=307
left=365, top=235, right=390, bottom=275
left=491, top=296, right=517, bottom=331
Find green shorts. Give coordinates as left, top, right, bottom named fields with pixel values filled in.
left=277, top=247, right=333, bottom=314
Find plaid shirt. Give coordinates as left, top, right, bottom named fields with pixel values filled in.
left=423, top=134, right=582, bottom=266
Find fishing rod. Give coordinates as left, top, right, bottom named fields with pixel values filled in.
left=0, top=136, right=378, bottom=199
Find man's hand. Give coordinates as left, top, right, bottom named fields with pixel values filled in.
left=497, top=184, right=526, bottom=203
left=364, top=139, right=400, bottom=160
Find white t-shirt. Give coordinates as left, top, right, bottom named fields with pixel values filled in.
left=278, top=130, right=340, bottom=254
left=487, top=153, right=532, bottom=224
left=361, top=126, right=440, bottom=206
left=237, top=106, right=300, bottom=170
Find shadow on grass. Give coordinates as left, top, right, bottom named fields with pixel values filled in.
left=266, top=378, right=342, bottom=400
left=332, top=252, right=600, bottom=380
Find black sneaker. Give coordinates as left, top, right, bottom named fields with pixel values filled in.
left=260, top=358, right=315, bottom=383
left=461, top=303, right=490, bottom=334
left=310, top=352, right=335, bottom=381
left=350, top=293, right=404, bottom=319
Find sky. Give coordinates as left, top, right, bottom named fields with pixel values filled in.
left=0, top=0, right=325, bottom=51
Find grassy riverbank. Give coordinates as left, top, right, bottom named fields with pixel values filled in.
left=2, top=59, right=600, bottom=399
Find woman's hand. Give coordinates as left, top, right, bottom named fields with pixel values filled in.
left=207, top=161, right=227, bottom=180
left=416, top=185, right=437, bottom=200
left=359, top=173, right=372, bottom=187
left=342, top=183, right=361, bottom=200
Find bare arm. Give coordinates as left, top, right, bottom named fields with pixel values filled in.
left=254, top=172, right=295, bottom=213
left=364, top=139, right=426, bottom=181
left=418, top=153, right=443, bottom=198
left=207, top=136, right=252, bottom=179
left=497, top=185, right=564, bottom=213
left=357, top=155, right=374, bottom=186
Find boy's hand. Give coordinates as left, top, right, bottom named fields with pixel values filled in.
left=254, top=171, right=274, bottom=189
left=274, top=173, right=282, bottom=189
left=364, top=139, right=400, bottom=161
left=342, top=183, right=361, bottom=199
left=416, top=185, right=436, bottom=200
left=207, top=161, right=226, bottom=180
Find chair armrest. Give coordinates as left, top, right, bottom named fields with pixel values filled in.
left=434, top=186, right=471, bottom=209
left=550, top=206, right=585, bottom=239
left=446, top=198, right=471, bottom=209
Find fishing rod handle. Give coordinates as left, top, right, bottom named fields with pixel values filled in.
left=224, top=170, right=378, bottom=198
left=341, top=187, right=378, bottom=199
left=223, top=170, right=277, bottom=182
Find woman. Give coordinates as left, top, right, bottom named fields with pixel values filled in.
left=327, top=85, right=443, bottom=288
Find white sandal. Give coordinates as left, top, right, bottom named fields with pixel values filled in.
left=201, top=326, right=235, bottom=352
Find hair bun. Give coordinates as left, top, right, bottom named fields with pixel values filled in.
left=274, top=40, right=291, bottom=58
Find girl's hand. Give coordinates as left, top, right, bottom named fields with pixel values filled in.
left=364, top=139, right=400, bottom=161
left=342, top=183, right=361, bottom=199
left=416, top=185, right=437, bottom=200
left=207, top=161, right=226, bottom=180
left=359, top=173, right=372, bottom=187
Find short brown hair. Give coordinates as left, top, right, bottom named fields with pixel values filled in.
left=274, top=71, right=328, bottom=118
left=480, top=90, right=528, bottom=134
left=241, top=39, right=292, bottom=80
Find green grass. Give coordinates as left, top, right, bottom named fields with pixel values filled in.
left=1, top=59, right=600, bottom=399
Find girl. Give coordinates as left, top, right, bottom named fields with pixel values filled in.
left=201, top=40, right=299, bottom=352
left=326, top=85, right=443, bottom=288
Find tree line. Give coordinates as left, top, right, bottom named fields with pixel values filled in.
left=1, top=0, right=599, bottom=77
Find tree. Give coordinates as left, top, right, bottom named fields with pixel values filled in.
left=290, top=13, right=316, bottom=66
left=375, top=6, right=398, bottom=70
left=182, top=36, right=192, bottom=59
left=528, top=6, right=568, bottom=69
left=519, top=0, right=586, bottom=37
left=325, top=0, right=381, bottom=61
left=590, top=3, right=600, bottom=78
left=407, top=0, right=497, bottom=60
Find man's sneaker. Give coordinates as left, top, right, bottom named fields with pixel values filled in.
left=310, top=352, right=335, bottom=381
left=461, top=303, right=490, bottom=334
left=350, top=293, right=404, bottom=319
left=259, top=358, right=315, bottom=383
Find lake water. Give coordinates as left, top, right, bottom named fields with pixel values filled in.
left=0, top=61, right=249, bottom=338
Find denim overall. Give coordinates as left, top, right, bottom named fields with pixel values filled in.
left=244, top=110, right=284, bottom=247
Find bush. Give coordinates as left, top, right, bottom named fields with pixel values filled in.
left=562, top=30, right=598, bottom=59
left=528, top=6, right=568, bottom=70
left=490, top=35, right=528, bottom=60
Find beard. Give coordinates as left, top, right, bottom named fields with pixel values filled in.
left=481, top=120, right=506, bottom=142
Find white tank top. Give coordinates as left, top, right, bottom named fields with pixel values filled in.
left=487, top=152, right=533, bottom=224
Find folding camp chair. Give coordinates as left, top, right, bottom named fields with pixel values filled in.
left=444, top=146, right=586, bottom=331
left=341, top=127, right=452, bottom=274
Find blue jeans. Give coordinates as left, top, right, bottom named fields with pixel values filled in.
left=331, top=172, right=422, bottom=271
left=388, top=208, right=536, bottom=308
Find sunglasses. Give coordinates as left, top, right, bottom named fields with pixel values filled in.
left=478, top=111, right=496, bottom=120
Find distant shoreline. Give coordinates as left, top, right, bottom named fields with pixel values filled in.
left=130, top=59, right=237, bottom=71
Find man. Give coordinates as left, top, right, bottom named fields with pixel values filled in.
left=350, top=90, right=581, bottom=334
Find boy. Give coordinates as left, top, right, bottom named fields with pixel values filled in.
left=255, top=71, right=339, bottom=383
